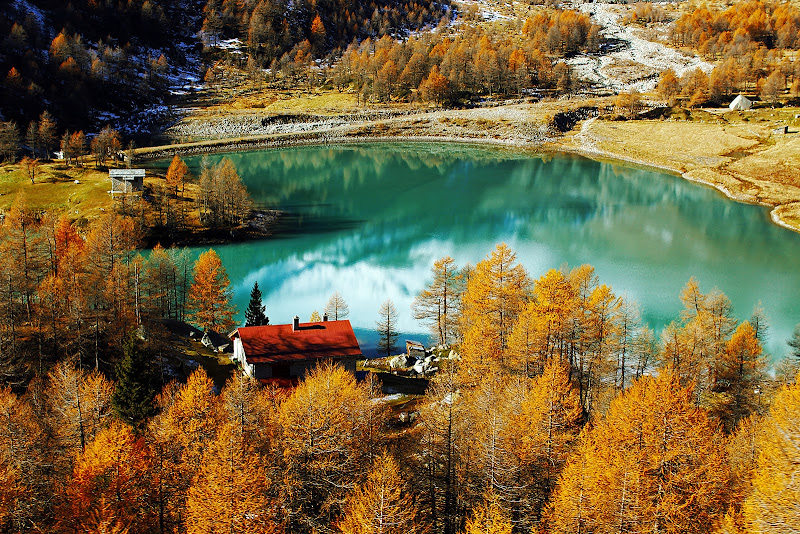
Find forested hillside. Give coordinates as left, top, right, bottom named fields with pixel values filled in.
left=202, top=0, right=454, bottom=65
left=654, top=0, right=800, bottom=105
left=0, top=0, right=454, bottom=134
left=0, top=0, right=207, bottom=131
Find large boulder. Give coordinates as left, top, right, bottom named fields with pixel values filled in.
left=389, top=355, right=408, bottom=369
left=413, top=360, right=430, bottom=375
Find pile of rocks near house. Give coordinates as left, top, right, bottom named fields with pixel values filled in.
left=387, top=343, right=461, bottom=377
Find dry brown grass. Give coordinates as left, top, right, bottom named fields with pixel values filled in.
left=565, top=107, right=800, bottom=231
left=199, top=88, right=366, bottom=116
left=578, top=120, right=766, bottom=171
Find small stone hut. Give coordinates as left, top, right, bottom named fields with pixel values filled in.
left=109, top=169, right=145, bottom=194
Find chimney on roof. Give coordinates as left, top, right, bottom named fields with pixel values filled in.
left=322, top=313, right=328, bottom=322
left=265, top=316, right=269, bottom=325
left=293, top=315, right=299, bottom=331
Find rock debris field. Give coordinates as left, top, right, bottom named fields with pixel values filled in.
left=566, top=2, right=714, bottom=93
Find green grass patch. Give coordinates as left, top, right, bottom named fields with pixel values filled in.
left=0, top=162, right=113, bottom=220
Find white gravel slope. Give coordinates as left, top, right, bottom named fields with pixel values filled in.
left=566, top=2, right=714, bottom=93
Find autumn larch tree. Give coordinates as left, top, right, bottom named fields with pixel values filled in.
left=165, top=155, right=190, bottom=231
left=46, top=361, right=114, bottom=460
left=310, top=310, right=322, bottom=322
left=0, top=122, right=20, bottom=163
left=464, top=493, right=512, bottom=534
left=420, top=65, right=450, bottom=105
left=376, top=299, right=399, bottom=357
left=59, top=421, right=156, bottom=533
left=325, top=291, right=350, bottom=321
left=657, top=68, right=681, bottom=104
left=547, top=370, right=731, bottom=534
left=90, top=127, right=122, bottom=166
left=220, top=373, right=275, bottom=451
left=418, top=362, right=465, bottom=534
left=186, top=422, right=278, bottom=534
left=709, top=320, right=766, bottom=432
left=506, top=268, right=577, bottom=377
left=0, top=385, right=48, bottom=530
left=245, top=281, right=267, bottom=326
left=458, top=360, right=582, bottom=530
left=148, top=368, right=221, bottom=531
left=198, top=157, right=252, bottom=229
left=337, top=451, right=418, bottom=534
left=277, top=363, right=382, bottom=530
left=460, top=243, right=530, bottom=373
left=743, top=374, right=800, bottom=534
left=2, top=195, right=46, bottom=323
left=187, top=249, right=236, bottom=333
left=412, top=256, right=463, bottom=346
left=20, top=157, right=38, bottom=185
left=37, top=111, right=57, bottom=160
left=517, top=360, right=583, bottom=522
left=659, top=278, right=737, bottom=403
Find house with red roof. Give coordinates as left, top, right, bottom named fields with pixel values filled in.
left=229, top=315, right=361, bottom=383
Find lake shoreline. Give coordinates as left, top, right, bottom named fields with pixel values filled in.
left=133, top=116, right=800, bottom=234
left=142, top=208, right=283, bottom=249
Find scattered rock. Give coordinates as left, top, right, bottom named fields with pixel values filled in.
left=389, top=355, right=408, bottom=369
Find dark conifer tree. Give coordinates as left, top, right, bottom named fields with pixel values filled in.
left=245, top=281, right=267, bottom=326
left=111, top=331, right=158, bottom=428
left=788, top=323, right=800, bottom=361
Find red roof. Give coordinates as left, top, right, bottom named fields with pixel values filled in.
left=233, top=320, right=362, bottom=363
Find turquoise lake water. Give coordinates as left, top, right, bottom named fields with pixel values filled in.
left=157, top=142, right=800, bottom=359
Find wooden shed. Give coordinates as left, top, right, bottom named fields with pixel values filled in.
left=109, top=169, right=145, bottom=194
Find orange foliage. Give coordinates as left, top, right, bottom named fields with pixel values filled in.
left=165, top=155, right=190, bottom=193
left=337, top=451, right=417, bottom=534
left=548, top=370, right=731, bottom=534
left=743, top=377, right=800, bottom=533
left=186, top=423, right=277, bottom=534
left=61, top=421, right=155, bottom=533
left=187, top=249, right=236, bottom=333
left=460, top=243, right=530, bottom=372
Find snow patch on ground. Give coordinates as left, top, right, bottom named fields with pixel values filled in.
left=567, top=3, right=714, bottom=93
left=215, top=38, right=244, bottom=55
left=456, top=0, right=514, bottom=21
left=13, top=0, right=47, bottom=32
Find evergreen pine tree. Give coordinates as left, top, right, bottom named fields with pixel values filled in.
left=788, top=323, right=800, bottom=361
left=111, top=332, right=157, bottom=428
left=245, top=281, right=267, bottom=326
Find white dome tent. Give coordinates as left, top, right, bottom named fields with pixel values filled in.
left=729, top=94, right=753, bottom=110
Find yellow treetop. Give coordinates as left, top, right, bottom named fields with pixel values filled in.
left=186, top=422, right=277, bottom=534
left=547, top=370, right=731, bottom=534
left=743, top=376, right=800, bottom=533
left=337, top=451, right=417, bottom=534
left=460, top=243, right=530, bottom=373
